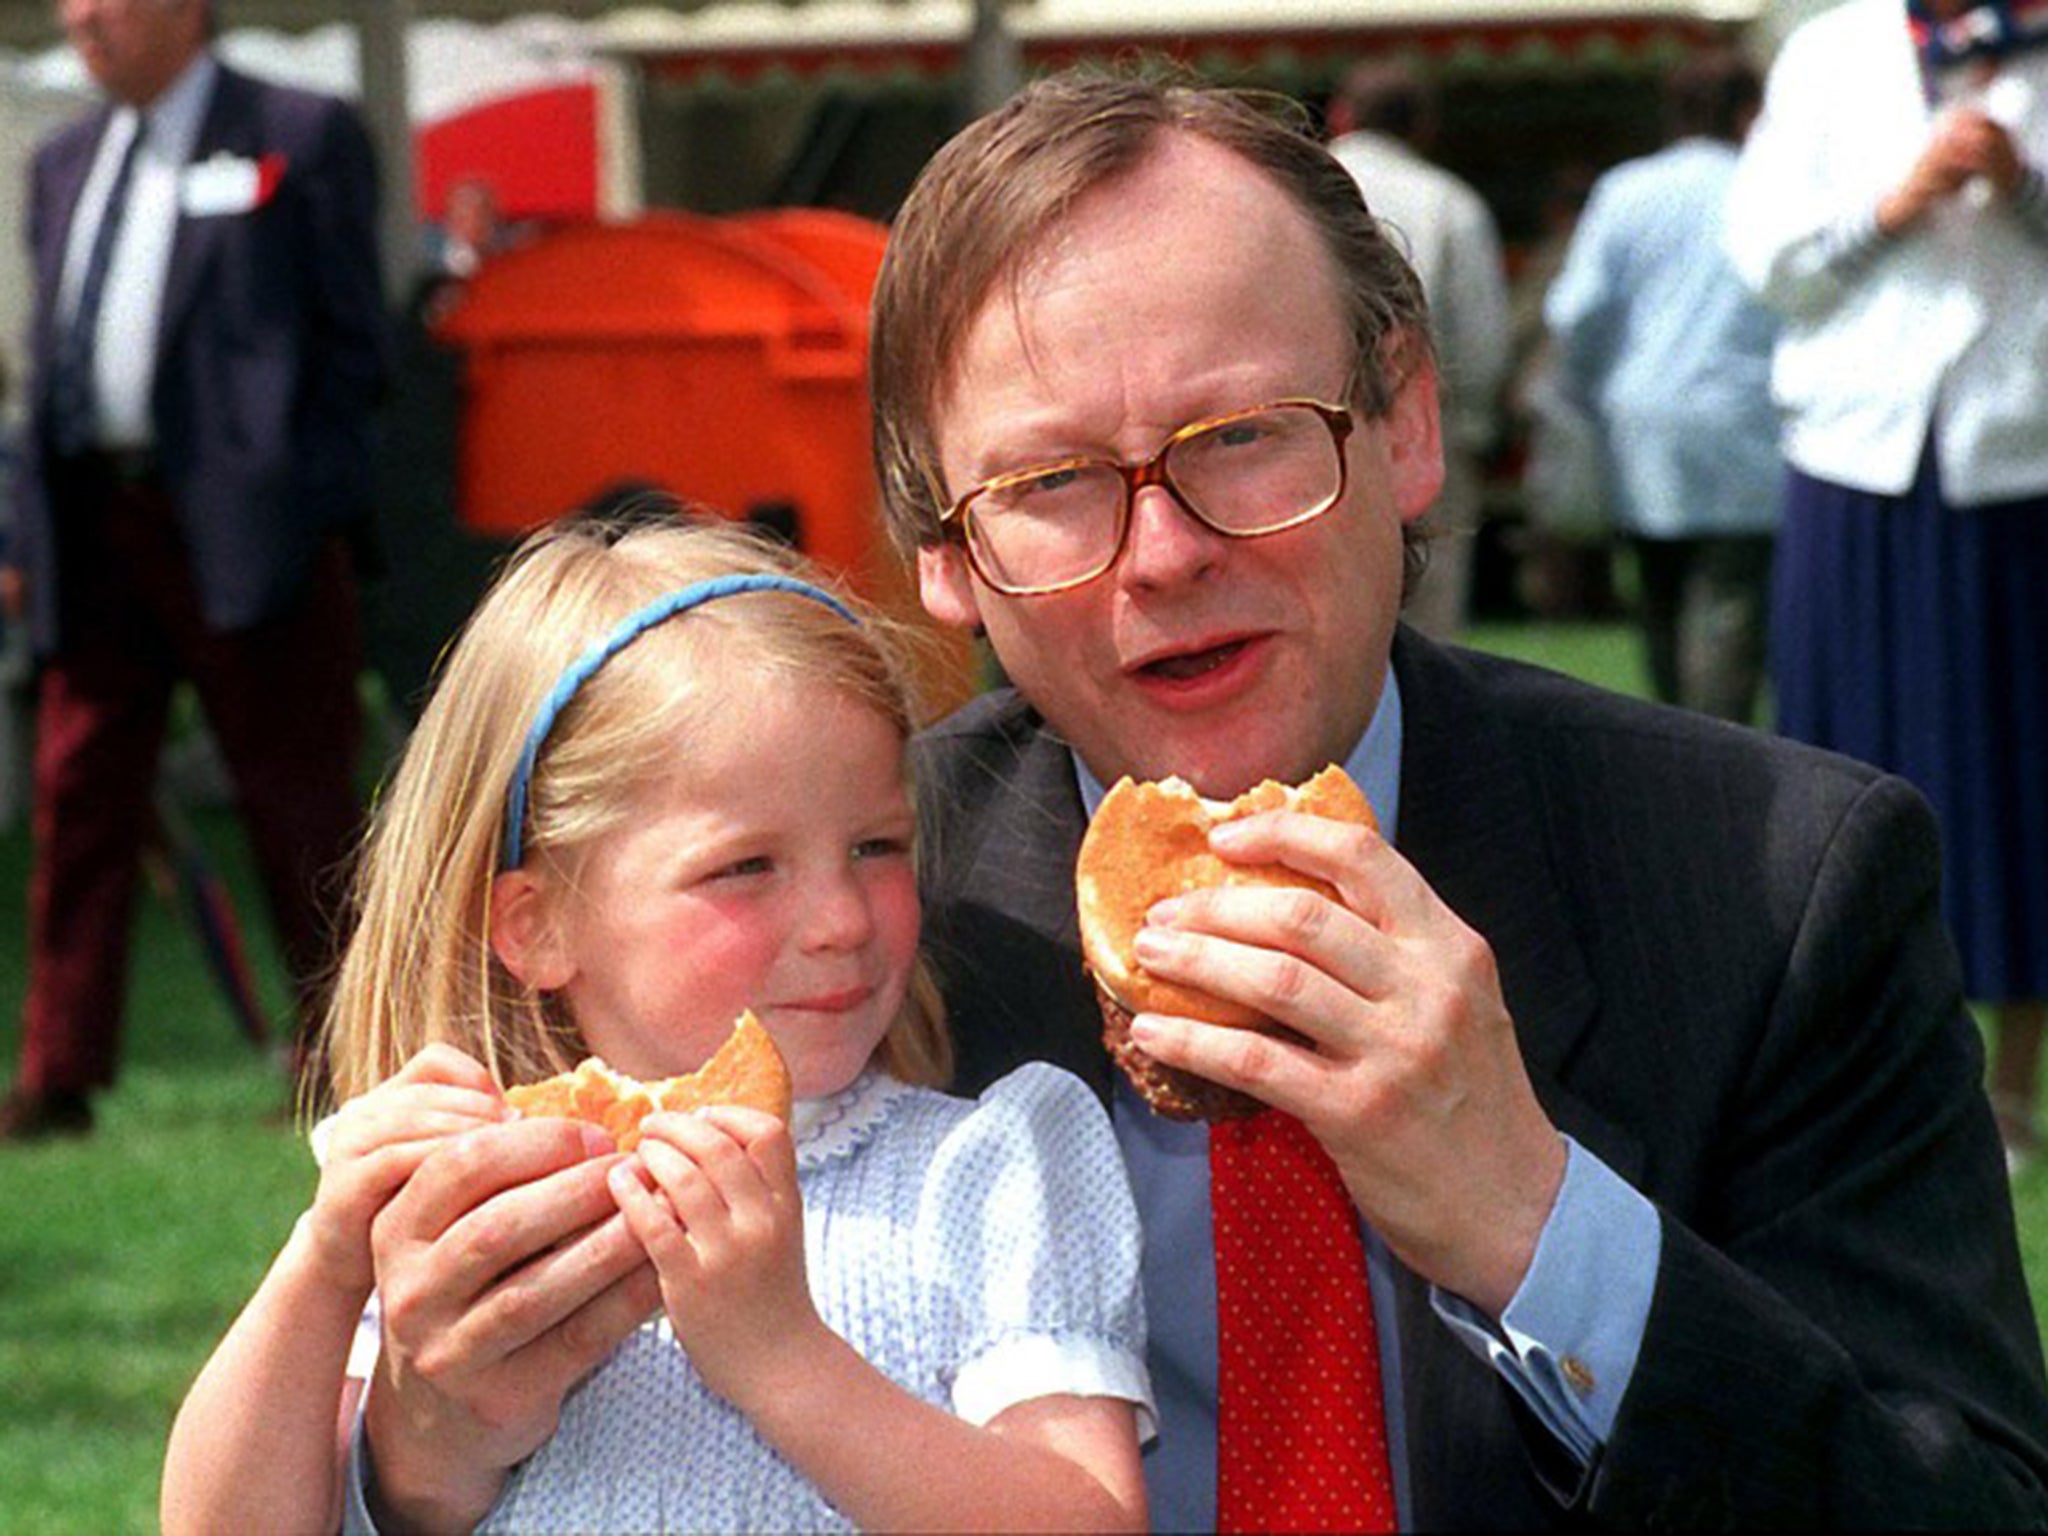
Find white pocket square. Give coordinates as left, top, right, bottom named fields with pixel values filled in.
left=179, top=150, right=286, bottom=217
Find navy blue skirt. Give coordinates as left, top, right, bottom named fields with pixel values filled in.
left=1771, top=455, right=2048, bottom=1001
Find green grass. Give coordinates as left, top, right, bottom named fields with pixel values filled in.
left=1468, top=618, right=1652, bottom=699
left=0, top=795, right=315, bottom=1533
left=0, top=622, right=2042, bottom=1531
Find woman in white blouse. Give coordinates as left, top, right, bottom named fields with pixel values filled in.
left=1728, top=0, right=2048, bottom=1170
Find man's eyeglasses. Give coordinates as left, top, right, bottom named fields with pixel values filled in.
left=940, top=398, right=1355, bottom=596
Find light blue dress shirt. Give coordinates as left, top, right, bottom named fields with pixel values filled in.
left=1084, top=671, right=1661, bottom=1529
left=1545, top=137, right=1782, bottom=539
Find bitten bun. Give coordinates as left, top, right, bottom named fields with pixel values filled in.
left=1076, top=765, right=1377, bottom=1121
left=504, top=1010, right=793, bottom=1149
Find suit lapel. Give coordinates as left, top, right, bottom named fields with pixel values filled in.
left=938, top=714, right=1114, bottom=1098
left=33, top=113, right=112, bottom=370
left=954, top=723, right=1087, bottom=947
left=41, top=114, right=108, bottom=283
left=1392, top=630, right=1605, bottom=1118
left=156, top=64, right=246, bottom=361
left=1390, top=630, right=1645, bottom=1525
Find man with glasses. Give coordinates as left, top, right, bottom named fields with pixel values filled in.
left=875, top=68, right=2048, bottom=1527
left=248, top=66, right=2048, bottom=1535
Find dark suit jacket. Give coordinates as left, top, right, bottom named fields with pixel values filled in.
left=13, top=61, right=387, bottom=656
left=914, top=627, right=2048, bottom=1527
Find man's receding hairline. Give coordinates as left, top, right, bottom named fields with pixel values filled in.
left=930, top=127, right=1355, bottom=442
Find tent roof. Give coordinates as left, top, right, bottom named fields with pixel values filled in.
left=0, top=0, right=1763, bottom=55
left=0, top=1, right=622, bottom=51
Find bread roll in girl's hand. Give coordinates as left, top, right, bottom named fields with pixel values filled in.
left=1076, top=765, right=1377, bottom=1121
left=504, top=1010, right=793, bottom=1150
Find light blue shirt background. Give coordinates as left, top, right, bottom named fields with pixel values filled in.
left=1083, top=669, right=1662, bottom=1528
left=1546, top=137, right=1783, bottom=539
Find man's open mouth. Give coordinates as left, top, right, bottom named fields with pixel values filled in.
left=1140, top=638, right=1252, bottom=681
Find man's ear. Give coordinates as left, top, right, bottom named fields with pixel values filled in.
left=918, top=542, right=985, bottom=631
left=488, top=869, right=575, bottom=991
left=1384, top=351, right=1447, bottom=526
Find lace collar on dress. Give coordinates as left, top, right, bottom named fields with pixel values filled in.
left=792, top=1069, right=916, bottom=1172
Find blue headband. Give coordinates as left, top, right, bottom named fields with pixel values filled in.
left=500, top=573, right=860, bottom=870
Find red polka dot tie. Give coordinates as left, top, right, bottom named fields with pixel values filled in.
left=1211, top=1109, right=1396, bottom=1532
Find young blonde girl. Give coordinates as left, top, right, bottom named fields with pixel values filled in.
left=161, top=513, right=1151, bottom=1533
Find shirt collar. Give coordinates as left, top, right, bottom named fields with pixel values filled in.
left=1071, top=666, right=1404, bottom=843
left=129, top=51, right=217, bottom=166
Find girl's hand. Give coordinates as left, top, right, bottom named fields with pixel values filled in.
left=609, top=1107, right=825, bottom=1407
left=304, top=1043, right=512, bottom=1295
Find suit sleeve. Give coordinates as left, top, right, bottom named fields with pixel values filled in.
left=1587, top=774, right=2048, bottom=1526
left=9, top=158, right=44, bottom=576
left=10, top=143, right=61, bottom=588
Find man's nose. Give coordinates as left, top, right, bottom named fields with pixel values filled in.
left=1117, top=481, right=1223, bottom=591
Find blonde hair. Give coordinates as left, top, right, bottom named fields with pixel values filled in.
left=312, top=511, right=951, bottom=1109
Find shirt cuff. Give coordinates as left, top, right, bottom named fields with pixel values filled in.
left=1815, top=205, right=1896, bottom=271
left=1432, top=1135, right=1660, bottom=1464
left=346, top=1288, right=383, bottom=1382
left=952, top=1331, right=1159, bottom=1444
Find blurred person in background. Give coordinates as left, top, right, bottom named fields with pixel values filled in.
left=0, top=347, right=30, bottom=832
left=426, top=175, right=506, bottom=282
left=0, top=0, right=387, bottom=1140
left=366, top=175, right=527, bottom=723
left=1328, top=58, right=1509, bottom=641
left=1506, top=162, right=1625, bottom=622
left=1728, top=0, right=2048, bottom=1170
left=1546, top=46, right=1781, bottom=723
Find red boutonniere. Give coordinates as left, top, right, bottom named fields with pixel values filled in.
left=255, top=152, right=288, bottom=206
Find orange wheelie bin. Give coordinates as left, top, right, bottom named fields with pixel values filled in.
left=435, top=211, right=977, bottom=714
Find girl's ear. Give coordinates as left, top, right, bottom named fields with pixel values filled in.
left=489, top=869, right=576, bottom=991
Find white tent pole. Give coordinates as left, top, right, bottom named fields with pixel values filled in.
left=355, top=0, right=416, bottom=304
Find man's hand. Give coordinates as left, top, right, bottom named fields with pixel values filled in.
left=305, top=1044, right=512, bottom=1296
left=1879, top=107, right=2027, bottom=233
left=361, top=1119, right=663, bottom=1533
left=1124, top=809, right=1567, bottom=1317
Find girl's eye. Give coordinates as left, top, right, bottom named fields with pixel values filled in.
left=853, top=836, right=911, bottom=862
left=711, top=854, right=774, bottom=880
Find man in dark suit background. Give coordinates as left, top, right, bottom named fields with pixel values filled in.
left=0, top=0, right=386, bottom=1140
left=871, top=70, right=2048, bottom=1527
